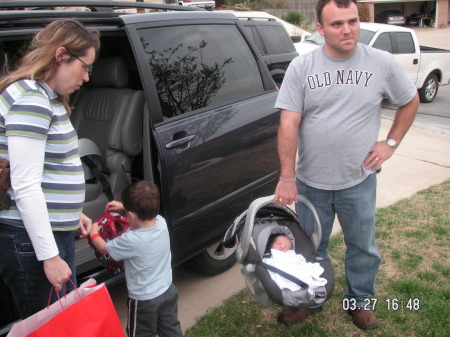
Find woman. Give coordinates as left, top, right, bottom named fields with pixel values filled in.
left=0, top=19, right=100, bottom=319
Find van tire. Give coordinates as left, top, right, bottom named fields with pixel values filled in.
left=185, top=241, right=237, bottom=276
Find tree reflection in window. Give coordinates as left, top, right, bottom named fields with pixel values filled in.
left=143, top=39, right=232, bottom=118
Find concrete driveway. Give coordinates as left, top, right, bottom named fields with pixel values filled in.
left=109, top=26, right=450, bottom=334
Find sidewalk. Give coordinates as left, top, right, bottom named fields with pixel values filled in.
left=173, top=118, right=450, bottom=333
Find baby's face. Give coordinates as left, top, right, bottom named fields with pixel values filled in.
left=271, top=235, right=293, bottom=252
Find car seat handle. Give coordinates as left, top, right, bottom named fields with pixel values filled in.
left=236, top=195, right=322, bottom=264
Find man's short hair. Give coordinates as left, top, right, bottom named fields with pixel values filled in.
left=121, top=180, right=160, bottom=221
left=316, top=0, right=358, bottom=24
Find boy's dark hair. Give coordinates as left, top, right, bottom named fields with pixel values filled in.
left=121, top=180, right=160, bottom=221
left=316, top=0, right=358, bottom=24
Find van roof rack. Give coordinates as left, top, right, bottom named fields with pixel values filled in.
left=0, top=1, right=202, bottom=13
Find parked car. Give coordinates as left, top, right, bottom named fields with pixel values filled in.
left=375, top=10, right=406, bottom=26
left=406, top=13, right=419, bottom=26
left=0, top=1, right=280, bottom=335
left=176, top=0, right=215, bottom=11
left=293, top=23, right=450, bottom=103
left=224, top=11, right=310, bottom=42
left=236, top=16, right=299, bottom=87
left=294, top=31, right=324, bottom=55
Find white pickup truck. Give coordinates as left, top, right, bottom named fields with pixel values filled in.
left=295, top=23, right=450, bottom=103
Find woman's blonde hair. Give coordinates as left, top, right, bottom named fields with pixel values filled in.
left=0, top=19, right=100, bottom=113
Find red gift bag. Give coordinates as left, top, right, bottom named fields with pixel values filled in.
left=7, top=279, right=125, bottom=337
left=88, top=211, right=132, bottom=274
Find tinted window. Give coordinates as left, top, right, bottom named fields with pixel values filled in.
left=372, top=32, right=393, bottom=53
left=359, top=29, right=375, bottom=45
left=394, top=32, right=415, bottom=53
left=244, top=26, right=265, bottom=55
left=138, top=25, right=264, bottom=118
left=258, top=26, right=295, bottom=55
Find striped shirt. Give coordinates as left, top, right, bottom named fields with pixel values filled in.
left=0, top=79, right=85, bottom=230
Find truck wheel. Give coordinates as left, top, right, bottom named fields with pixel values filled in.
left=271, top=71, right=285, bottom=88
left=185, top=241, right=237, bottom=276
left=418, top=73, right=438, bottom=103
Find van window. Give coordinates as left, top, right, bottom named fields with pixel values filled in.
left=243, top=26, right=265, bottom=55
left=138, top=24, right=264, bottom=118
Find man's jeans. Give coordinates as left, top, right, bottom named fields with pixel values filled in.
left=0, top=224, right=76, bottom=319
left=296, top=174, right=381, bottom=307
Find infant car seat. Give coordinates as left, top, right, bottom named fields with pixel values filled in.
left=224, top=195, right=334, bottom=308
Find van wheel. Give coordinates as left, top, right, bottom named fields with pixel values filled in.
left=185, top=241, right=237, bottom=276
left=418, top=74, right=438, bottom=103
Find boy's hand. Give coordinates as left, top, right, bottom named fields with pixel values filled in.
left=89, top=222, right=108, bottom=255
left=105, top=200, right=125, bottom=212
left=90, top=221, right=102, bottom=237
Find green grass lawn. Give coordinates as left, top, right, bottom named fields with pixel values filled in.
left=185, top=179, right=450, bottom=337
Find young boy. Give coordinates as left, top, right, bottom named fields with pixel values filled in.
left=90, top=180, right=182, bottom=337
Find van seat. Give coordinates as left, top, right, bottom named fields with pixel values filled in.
left=70, top=56, right=145, bottom=219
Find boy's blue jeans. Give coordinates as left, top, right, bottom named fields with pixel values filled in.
left=296, top=174, right=381, bottom=308
left=0, top=224, right=76, bottom=319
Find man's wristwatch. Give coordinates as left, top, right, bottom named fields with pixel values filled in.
left=386, top=138, right=397, bottom=148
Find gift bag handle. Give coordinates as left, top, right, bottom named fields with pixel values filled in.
left=48, top=279, right=81, bottom=311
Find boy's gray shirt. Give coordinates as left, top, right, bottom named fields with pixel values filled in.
left=275, top=43, right=416, bottom=190
left=107, top=215, right=172, bottom=300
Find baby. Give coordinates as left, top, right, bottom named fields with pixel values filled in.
left=270, top=234, right=293, bottom=252
left=264, top=233, right=327, bottom=294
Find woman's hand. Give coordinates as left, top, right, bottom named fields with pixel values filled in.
left=77, top=213, right=92, bottom=238
left=43, top=255, right=72, bottom=292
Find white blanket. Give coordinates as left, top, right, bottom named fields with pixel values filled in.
left=263, top=249, right=327, bottom=295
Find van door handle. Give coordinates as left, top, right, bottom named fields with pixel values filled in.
left=413, top=59, right=418, bottom=65
left=165, top=135, right=196, bottom=150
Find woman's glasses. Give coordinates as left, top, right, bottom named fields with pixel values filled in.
left=69, top=53, right=93, bottom=75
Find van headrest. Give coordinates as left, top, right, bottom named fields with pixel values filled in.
left=91, top=57, right=129, bottom=88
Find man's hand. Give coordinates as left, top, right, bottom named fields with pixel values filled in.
left=273, top=180, right=298, bottom=206
left=362, top=140, right=395, bottom=171
left=43, top=255, right=72, bottom=292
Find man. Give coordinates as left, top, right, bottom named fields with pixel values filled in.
left=273, top=0, right=419, bottom=330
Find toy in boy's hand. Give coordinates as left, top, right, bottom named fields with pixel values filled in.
left=0, top=157, right=11, bottom=210
left=88, top=210, right=132, bottom=274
